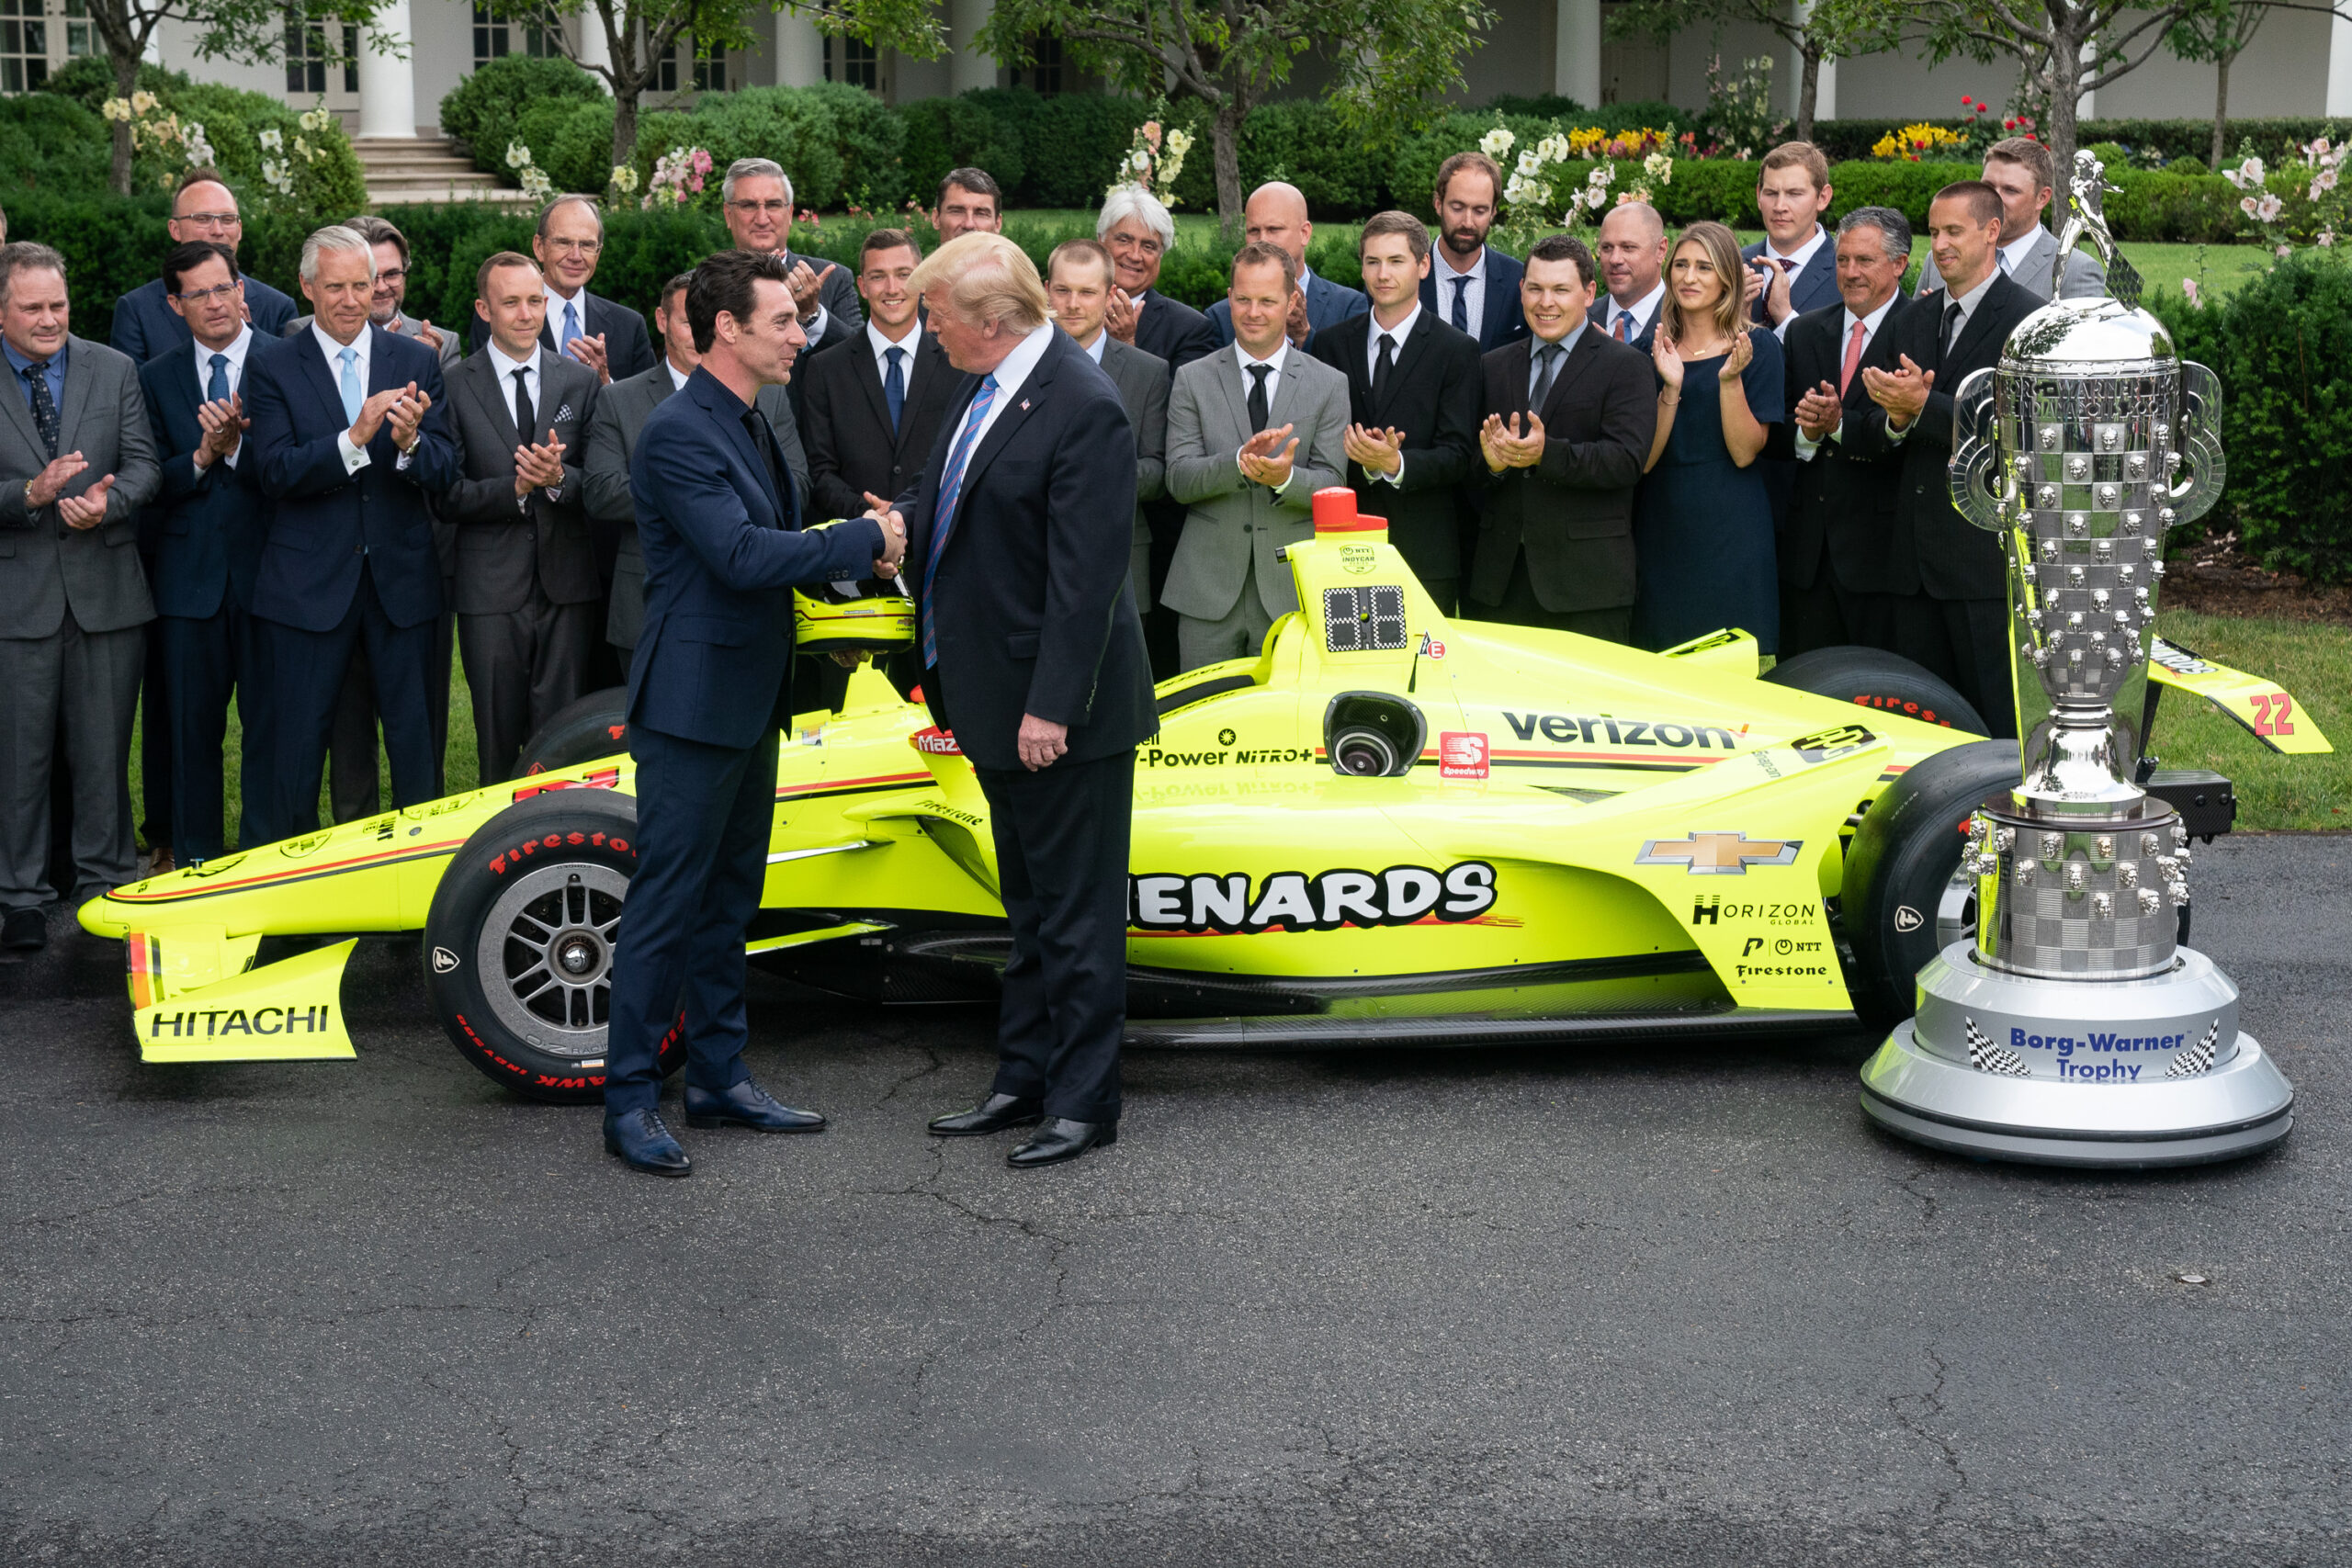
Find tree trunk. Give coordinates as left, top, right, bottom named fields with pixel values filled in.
left=1211, top=95, right=1244, bottom=241
left=109, top=50, right=137, bottom=197
left=2210, top=52, right=2229, bottom=170
left=2042, top=21, right=2083, bottom=184
left=1796, top=40, right=1819, bottom=143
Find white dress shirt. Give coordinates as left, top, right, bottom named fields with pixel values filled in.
left=1759, top=225, right=1828, bottom=339
left=1230, top=338, right=1295, bottom=492
left=1999, top=225, right=2050, bottom=281
left=944, top=322, right=1052, bottom=480
left=314, top=320, right=405, bottom=475
left=867, top=318, right=922, bottom=380
left=487, top=340, right=552, bottom=510
left=1606, top=282, right=1666, bottom=344
left=666, top=356, right=693, bottom=392
left=1432, top=245, right=1486, bottom=337
left=191, top=325, right=254, bottom=469
left=1793, top=292, right=1900, bottom=461
left=1361, top=305, right=1420, bottom=487
left=1079, top=330, right=1107, bottom=365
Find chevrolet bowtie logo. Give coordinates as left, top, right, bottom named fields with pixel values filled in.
left=1636, top=832, right=1803, bottom=875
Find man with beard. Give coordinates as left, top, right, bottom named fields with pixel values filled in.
left=1420, top=152, right=1526, bottom=353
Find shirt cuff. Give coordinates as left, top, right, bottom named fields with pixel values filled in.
left=1792, top=428, right=1822, bottom=462
left=805, top=304, right=831, bottom=340
left=221, top=447, right=239, bottom=470
left=1773, top=312, right=1796, bottom=342
left=337, top=430, right=370, bottom=473
left=1885, top=418, right=1913, bottom=444
left=1374, top=456, right=1405, bottom=487
left=395, top=446, right=413, bottom=471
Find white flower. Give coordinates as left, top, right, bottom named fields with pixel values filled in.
left=2180, top=277, right=2200, bottom=308
left=2240, top=195, right=2258, bottom=216
left=2256, top=192, right=2284, bottom=221
left=102, top=96, right=132, bottom=122
left=2323, top=230, right=2337, bottom=247
left=2315, top=166, right=2339, bottom=195
left=2278, top=243, right=2292, bottom=257
left=258, top=127, right=283, bottom=152
left=2235, top=154, right=2265, bottom=186
left=506, top=141, right=532, bottom=170
left=1587, top=163, right=1613, bottom=187
left=610, top=164, right=639, bottom=193
left=1536, top=134, right=1568, bottom=164
left=1644, top=151, right=1673, bottom=181
left=130, top=89, right=157, bottom=114
left=292, top=135, right=312, bottom=161
left=1516, top=150, right=1544, bottom=178
left=1167, top=129, right=1193, bottom=154
left=1479, top=127, right=1514, bottom=159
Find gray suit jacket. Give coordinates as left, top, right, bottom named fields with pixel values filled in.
left=0, top=334, right=160, bottom=637
left=286, top=310, right=462, bottom=369
left=1096, top=334, right=1168, bottom=612
left=1917, top=225, right=2104, bottom=303
left=580, top=360, right=812, bottom=650
left=1161, top=343, right=1347, bottom=625
left=437, top=347, right=601, bottom=614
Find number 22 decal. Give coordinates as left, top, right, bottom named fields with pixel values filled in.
left=2251, top=692, right=2296, bottom=737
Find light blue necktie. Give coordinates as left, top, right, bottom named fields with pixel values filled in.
left=337, top=346, right=362, bottom=424
left=207, top=352, right=230, bottom=403
left=560, top=299, right=581, bottom=352
left=919, top=373, right=1000, bottom=666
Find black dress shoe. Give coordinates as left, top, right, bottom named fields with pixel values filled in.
left=2, top=907, right=45, bottom=951
left=928, top=1092, right=1045, bottom=1137
left=684, top=1076, right=825, bottom=1133
left=1008, top=1117, right=1117, bottom=1168
left=605, top=1108, right=691, bottom=1177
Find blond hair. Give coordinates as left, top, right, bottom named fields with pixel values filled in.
left=1664, top=220, right=1747, bottom=347
left=908, top=231, right=1049, bottom=332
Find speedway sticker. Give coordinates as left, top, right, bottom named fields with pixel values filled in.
left=1437, top=732, right=1489, bottom=780
left=1127, top=863, right=1498, bottom=933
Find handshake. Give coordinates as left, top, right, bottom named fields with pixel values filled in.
left=862, top=491, right=909, bottom=579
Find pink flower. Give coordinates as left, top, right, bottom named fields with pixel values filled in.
left=2180, top=277, right=2200, bottom=308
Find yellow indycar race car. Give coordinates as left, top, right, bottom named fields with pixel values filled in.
left=79, top=498, right=2329, bottom=1104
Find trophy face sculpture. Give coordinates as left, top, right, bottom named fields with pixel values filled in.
left=1856, top=153, right=2294, bottom=1166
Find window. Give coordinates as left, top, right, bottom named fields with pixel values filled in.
left=654, top=34, right=726, bottom=93
left=60, top=0, right=85, bottom=59
left=285, top=7, right=357, bottom=95
left=473, top=2, right=554, bottom=67
left=1009, top=32, right=1061, bottom=96
left=0, top=0, right=48, bottom=95
left=822, top=32, right=876, bottom=91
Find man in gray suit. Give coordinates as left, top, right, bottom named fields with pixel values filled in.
left=1162, top=242, right=1348, bottom=671
left=1047, top=237, right=1168, bottom=611
left=0, top=243, right=161, bottom=949
left=582, top=269, right=815, bottom=672
left=438, top=251, right=601, bottom=784
left=1914, top=135, right=2105, bottom=302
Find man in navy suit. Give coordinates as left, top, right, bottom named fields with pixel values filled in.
left=244, top=226, right=458, bottom=839
left=463, top=194, right=657, bottom=386
left=1587, top=202, right=1668, bottom=350
left=1204, top=181, right=1368, bottom=351
left=138, top=242, right=273, bottom=863
left=1739, top=142, right=1840, bottom=337
left=877, top=232, right=1154, bottom=1169
left=110, top=171, right=298, bottom=365
left=1422, top=152, right=1528, bottom=353
left=600, top=250, right=901, bottom=1178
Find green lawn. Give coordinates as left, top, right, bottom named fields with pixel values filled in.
left=2145, top=610, right=2352, bottom=832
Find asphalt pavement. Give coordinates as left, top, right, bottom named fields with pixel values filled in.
left=3, top=831, right=2348, bottom=1567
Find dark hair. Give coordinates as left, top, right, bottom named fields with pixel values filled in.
left=1836, top=205, right=1912, bottom=262
left=163, top=240, right=240, bottom=296
left=475, top=248, right=540, bottom=302
left=1047, top=237, right=1114, bottom=285
left=859, top=226, right=922, bottom=267
left=688, top=249, right=792, bottom=353
left=341, top=213, right=411, bottom=266
left=174, top=166, right=234, bottom=204
left=1985, top=136, right=2056, bottom=196
left=935, top=167, right=1002, bottom=211
left=0, top=241, right=66, bottom=307
left=1434, top=151, right=1502, bottom=207
left=1525, top=232, right=1596, bottom=289
left=1230, top=239, right=1298, bottom=295
left=658, top=269, right=695, bottom=312
left=1933, top=180, right=2005, bottom=230
left=1359, top=209, right=1431, bottom=264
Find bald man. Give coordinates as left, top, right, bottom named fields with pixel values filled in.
left=1588, top=202, right=1668, bottom=350
left=1204, top=181, right=1367, bottom=351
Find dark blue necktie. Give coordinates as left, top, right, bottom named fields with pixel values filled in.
left=21, top=360, right=58, bottom=458
left=1451, top=275, right=1471, bottom=333
left=883, top=345, right=905, bottom=435
left=207, top=352, right=231, bottom=403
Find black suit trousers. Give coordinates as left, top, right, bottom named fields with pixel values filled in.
left=269, top=565, right=439, bottom=839
left=602, top=722, right=775, bottom=1116
left=158, top=603, right=275, bottom=863
left=977, top=747, right=1135, bottom=1123
left=1886, top=592, right=2017, bottom=739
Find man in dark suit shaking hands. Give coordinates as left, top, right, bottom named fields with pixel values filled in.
left=600, top=251, right=903, bottom=1178
left=878, top=232, right=1154, bottom=1169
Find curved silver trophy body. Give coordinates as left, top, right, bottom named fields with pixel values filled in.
left=1858, top=153, right=2293, bottom=1166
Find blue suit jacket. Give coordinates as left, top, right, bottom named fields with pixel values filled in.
left=111, top=275, right=297, bottom=367
left=1420, top=245, right=1528, bottom=352
left=138, top=344, right=269, bottom=621
left=626, top=367, right=887, bottom=750
left=1741, top=235, right=1839, bottom=329
left=243, top=325, right=458, bottom=634
left=1204, top=269, right=1370, bottom=351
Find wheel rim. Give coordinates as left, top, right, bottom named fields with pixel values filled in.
left=1934, top=864, right=1978, bottom=952
left=475, top=862, right=628, bottom=1060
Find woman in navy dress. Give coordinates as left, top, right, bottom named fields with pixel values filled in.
left=1632, top=220, right=1786, bottom=653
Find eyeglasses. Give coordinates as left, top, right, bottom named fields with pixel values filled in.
left=375, top=266, right=407, bottom=285
left=541, top=238, right=601, bottom=256
left=728, top=199, right=789, bottom=215
left=170, top=282, right=242, bottom=304
left=176, top=211, right=240, bottom=230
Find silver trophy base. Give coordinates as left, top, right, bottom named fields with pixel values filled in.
left=1859, top=942, right=2294, bottom=1168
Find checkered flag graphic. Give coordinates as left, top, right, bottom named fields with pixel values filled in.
left=2165, top=1019, right=2222, bottom=1079
left=1964, top=1016, right=2031, bottom=1077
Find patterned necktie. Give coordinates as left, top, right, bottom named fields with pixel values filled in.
left=560, top=299, right=581, bottom=352
left=1838, top=319, right=1867, bottom=396
left=1612, top=311, right=1631, bottom=343
left=1373, top=333, right=1395, bottom=403
left=883, top=344, right=905, bottom=435
left=919, top=373, right=1000, bottom=665
left=337, top=346, right=362, bottom=424
left=20, top=359, right=57, bottom=459
left=1246, top=363, right=1272, bottom=432
left=1450, top=275, right=1471, bottom=333
left=511, top=367, right=536, bottom=445
left=207, top=352, right=231, bottom=404
left=1530, top=342, right=1563, bottom=410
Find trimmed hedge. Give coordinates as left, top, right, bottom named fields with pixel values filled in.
left=439, top=55, right=605, bottom=174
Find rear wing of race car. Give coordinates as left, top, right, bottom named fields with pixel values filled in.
left=2136, top=636, right=2333, bottom=840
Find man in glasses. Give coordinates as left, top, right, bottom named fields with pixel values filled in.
left=110, top=169, right=298, bottom=367
left=467, top=194, right=654, bottom=388
left=719, top=157, right=862, bottom=369
left=287, top=215, right=458, bottom=369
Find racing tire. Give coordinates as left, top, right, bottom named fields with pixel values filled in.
left=1839, top=739, right=2018, bottom=1025
left=423, top=790, right=684, bottom=1104
left=514, top=686, right=630, bottom=776
left=1765, top=647, right=1989, bottom=736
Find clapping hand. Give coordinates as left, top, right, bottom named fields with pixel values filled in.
left=27, top=451, right=87, bottom=509
left=386, top=385, right=431, bottom=452
left=415, top=319, right=446, bottom=355
left=1718, top=329, right=1754, bottom=382
left=563, top=332, right=612, bottom=384
left=1861, top=354, right=1933, bottom=429
left=1342, top=423, right=1404, bottom=477
left=1238, top=424, right=1299, bottom=489
left=1479, top=412, right=1545, bottom=472
left=57, top=472, right=115, bottom=530
left=513, top=434, right=566, bottom=495
left=1284, top=287, right=1312, bottom=346
left=1651, top=326, right=1685, bottom=390
left=1742, top=259, right=1792, bottom=325
left=1103, top=288, right=1140, bottom=344
left=1793, top=378, right=1842, bottom=441
left=349, top=384, right=411, bottom=446
left=194, top=394, right=246, bottom=467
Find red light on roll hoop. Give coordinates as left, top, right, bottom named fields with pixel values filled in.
left=1313, top=486, right=1387, bottom=536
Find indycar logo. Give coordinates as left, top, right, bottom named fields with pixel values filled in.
left=1638, top=833, right=1803, bottom=875
left=1128, top=863, right=1498, bottom=933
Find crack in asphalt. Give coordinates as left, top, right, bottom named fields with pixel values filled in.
left=1886, top=1349, right=1967, bottom=1518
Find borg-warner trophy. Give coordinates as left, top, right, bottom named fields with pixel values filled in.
left=1857, top=152, right=2294, bottom=1166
